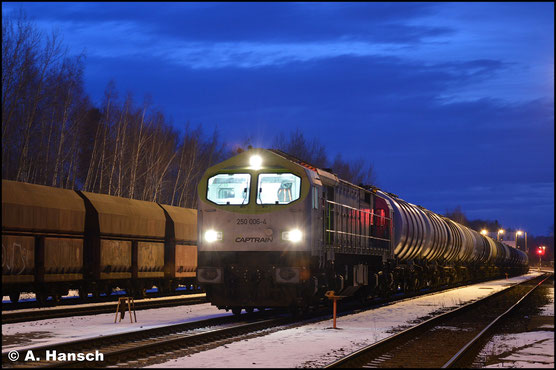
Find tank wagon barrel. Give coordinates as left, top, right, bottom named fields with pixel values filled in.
left=2, top=179, right=197, bottom=304
left=195, top=148, right=529, bottom=315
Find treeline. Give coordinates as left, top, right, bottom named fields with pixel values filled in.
left=2, top=13, right=376, bottom=208
left=272, top=129, right=375, bottom=185
left=444, top=206, right=504, bottom=233
left=2, top=14, right=226, bottom=208
left=445, top=206, right=554, bottom=260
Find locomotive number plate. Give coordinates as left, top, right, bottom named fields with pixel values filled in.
left=236, top=218, right=267, bottom=225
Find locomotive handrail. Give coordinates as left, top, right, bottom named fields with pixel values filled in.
left=324, top=229, right=391, bottom=242
left=324, top=199, right=392, bottom=221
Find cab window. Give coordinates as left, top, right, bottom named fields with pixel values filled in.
left=256, top=173, right=301, bottom=205
left=207, top=173, right=251, bottom=205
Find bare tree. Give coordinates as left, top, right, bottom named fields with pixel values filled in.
left=127, top=101, right=152, bottom=199
left=273, top=129, right=376, bottom=185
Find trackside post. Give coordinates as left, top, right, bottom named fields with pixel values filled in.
left=325, top=291, right=345, bottom=329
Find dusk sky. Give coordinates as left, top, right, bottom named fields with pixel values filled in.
left=2, top=2, right=554, bottom=236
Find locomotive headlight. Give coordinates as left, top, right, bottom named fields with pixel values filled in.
left=205, top=229, right=222, bottom=243
left=249, top=155, right=263, bottom=170
left=282, top=229, right=303, bottom=243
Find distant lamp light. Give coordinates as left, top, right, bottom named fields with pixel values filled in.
left=249, top=155, right=263, bottom=170
left=498, top=229, right=505, bottom=234
left=516, top=231, right=523, bottom=236
left=480, top=229, right=488, bottom=236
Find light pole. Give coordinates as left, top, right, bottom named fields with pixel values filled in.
left=515, top=230, right=522, bottom=250
left=497, top=229, right=504, bottom=241
left=481, top=229, right=488, bottom=237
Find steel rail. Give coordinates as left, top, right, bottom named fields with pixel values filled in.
left=2, top=311, right=270, bottom=368
left=2, top=294, right=207, bottom=324
left=324, top=273, right=550, bottom=368
left=4, top=314, right=291, bottom=368
left=3, top=277, right=467, bottom=368
left=3, top=274, right=533, bottom=368
left=441, top=273, right=553, bottom=368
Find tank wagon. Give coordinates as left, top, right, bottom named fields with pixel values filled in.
left=196, top=148, right=529, bottom=314
left=2, top=180, right=197, bottom=304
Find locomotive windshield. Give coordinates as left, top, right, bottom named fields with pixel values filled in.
left=256, top=173, right=301, bottom=205
left=207, top=173, right=251, bottom=205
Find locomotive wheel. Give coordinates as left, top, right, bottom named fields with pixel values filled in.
left=232, top=307, right=242, bottom=316
left=9, top=292, right=20, bottom=303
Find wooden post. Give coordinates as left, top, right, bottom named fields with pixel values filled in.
left=114, top=297, right=137, bottom=323
left=114, top=298, right=121, bottom=323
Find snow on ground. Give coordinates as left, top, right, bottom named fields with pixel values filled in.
left=479, top=286, right=554, bottom=368
left=3, top=272, right=551, bottom=369
left=2, top=295, right=227, bottom=351
left=145, top=272, right=548, bottom=368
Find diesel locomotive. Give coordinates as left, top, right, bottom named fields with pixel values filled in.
left=196, top=148, right=529, bottom=314
left=2, top=179, right=197, bottom=304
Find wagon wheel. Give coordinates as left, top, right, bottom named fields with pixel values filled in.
left=245, top=307, right=254, bottom=314
left=35, top=292, right=47, bottom=306
left=9, top=292, right=20, bottom=303
left=231, top=307, right=242, bottom=316
left=132, top=287, right=146, bottom=299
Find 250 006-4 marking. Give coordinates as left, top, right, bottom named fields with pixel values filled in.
left=236, top=218, right=267, bottom=225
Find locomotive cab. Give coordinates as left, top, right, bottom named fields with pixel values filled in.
left=197, top=149, right=317, bottom=312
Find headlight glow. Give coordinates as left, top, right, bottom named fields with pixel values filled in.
left=205, top=229, right=222, bottom=243
left=282, top=229, right=303, bottom=243
left=249, top=155, right=263, bottom=169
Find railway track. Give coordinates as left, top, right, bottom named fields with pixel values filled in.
left=2, top=287, right=204, bottom=311
left=2, top=309, right=291, bottom=368
left=2, top=294, right=207, bottom=324
left=2, top=274, right=538, bottom=368
left=324, top=272, right=553, bottom=368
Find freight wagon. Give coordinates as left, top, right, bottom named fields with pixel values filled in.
left=2, top=180, right=197, bottom=304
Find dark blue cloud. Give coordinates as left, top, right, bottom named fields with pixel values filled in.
left=2, top=2, right=553, bottom=235
left=3, top=2, right=451, bottom=44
